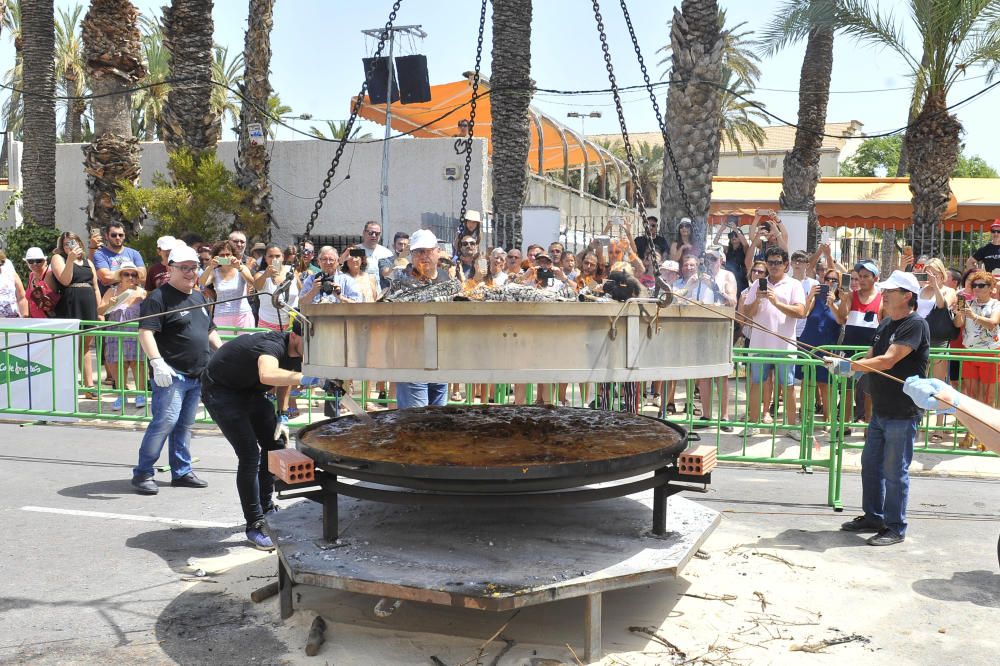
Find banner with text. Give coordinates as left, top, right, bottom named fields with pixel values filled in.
left=0, top=318, right=79, bottom=421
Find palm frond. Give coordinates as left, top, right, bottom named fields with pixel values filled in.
left=757, top=0, right=837, bottom=57
left=833, top=0, right=920, bottom=71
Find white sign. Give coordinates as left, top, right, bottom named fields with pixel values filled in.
left=247, top=122, right=265, bottom=147
left=779, top=209, right=809, bottom=253
left=0, top=318, right=79, bottom=421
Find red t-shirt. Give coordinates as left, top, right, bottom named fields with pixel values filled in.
left=145, top=262, right=169, bottom=291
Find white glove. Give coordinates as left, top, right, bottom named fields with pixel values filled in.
left=150, top=358, right=177, bottom=388
left=903, top=376, right=958, bottom=414
left=825, top=357, right=853, bottom=376
left=274, top=414, right=289, bottom=446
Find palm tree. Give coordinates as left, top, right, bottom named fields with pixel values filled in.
left=132, top=16, right=170, bottom=140
left=760, top=1, right=835, bottom=251
left=309, top=119, right=373, bottom=141
left=718, top=66, right=767, bottom=156
left=790, top=0, right=1000, bottom=257
left=211, top=44, right=244, bottom=137
left=20, top=0, right=56, bottom=226
left=264, top=94, right=291, bottom=138
left=54, top=4, right=86, bottom=143
left=491, top=0, right=533, bottom=250
left=161, top=0, right=219, bottom=156
left=235, top=0, right=274, bottom=235
left=81, top=0, right=146, bottom=232
left=0, top=0, right=22, bottom=176
left=660, top=0, right=725, bottom=249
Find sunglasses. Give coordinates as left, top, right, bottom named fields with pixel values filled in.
left=120, top=272, right=139, bottom=278
left=461, top=241, right=477, bottom=247
left=365, top=230, right=381, bottom=237
left=766, top=260, right=785, bottom=266
left=108, top=233, right=126, bottom=239
left=751, top=269, right=766, bottom=275
left=972, top=282, right=991, bottom=289
left=302, top=249, right=314, bottom=255
left=27, top=259, right=45, bottom=264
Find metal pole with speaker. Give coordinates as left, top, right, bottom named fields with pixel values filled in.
left=361, top=25, right=427, bottom=240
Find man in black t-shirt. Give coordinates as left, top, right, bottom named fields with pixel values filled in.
left=969, top=220, right=1000, bottom=271
left=834, top=270, right=929, bottom=547
left=634, top=215, right=668, bottom=261
left=132, top=245, right=224, bottom=496
left=200, top=320, right=321, bottom=550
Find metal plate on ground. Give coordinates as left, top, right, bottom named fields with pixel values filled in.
left=267, top=492, right=719, bottom=611
left=301, top=301, right=733, bottom=382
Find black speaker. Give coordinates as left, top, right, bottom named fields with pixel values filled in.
left=362, top=57, right=399, bottom=105
left=395, top=54, right=431, bottom=104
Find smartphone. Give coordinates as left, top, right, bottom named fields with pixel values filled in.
left=821, top=231, right=832, bottom=245
left=349, top=248, right=366, bottom=259
left=840, top=274, right=851, bottom=290
left=758, top=277, right=768, bottom=292
left=595, top=235, right=611, bottom=248
left=66, top=239, right=78, bottom=250
left=610, top=217, right=624, bottom=227
left=271, top=258, right=282, bottom=271
left=914, top=272, right=929, bottom=281
left=957, top=293, right=967, bottom=310
left=818, top=284, right=830, bottom=300
left=216, top=256, right=231, bottom=266
left=476, top=256, right=488, bottom=274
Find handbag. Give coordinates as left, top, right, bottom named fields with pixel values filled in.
left=925, top=305, right=959, bottom=341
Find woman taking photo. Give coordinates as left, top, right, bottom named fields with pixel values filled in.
left=50, top=231, right=101, bottom=392
left=24, top=247, right=58, bottom=318
left=97, top=260, right=146, bottom=410
left=668, top=218, right=695, bottom=262
left=254, top=244, right=301, bottom=331
left=954, top=270, right=1000, bottom=415
left=916, top=259, right=958, bottom=442
left=200, top=239, right=256, bottom=331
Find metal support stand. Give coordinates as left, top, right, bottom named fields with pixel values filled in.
left=584, top=592, right=602, bottom=662
left=652, top=467, right=668, bottom=535
left=278, top=558, right=293, bottom=619
left=322, top=474, right=339, bottom=542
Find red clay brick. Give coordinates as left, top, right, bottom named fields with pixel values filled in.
left=268, top=449, right=315, bottom=484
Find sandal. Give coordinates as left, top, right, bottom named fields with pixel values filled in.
left=666, top=402, right=676, bottom=415
left=929, top=433, right=944, bottom=444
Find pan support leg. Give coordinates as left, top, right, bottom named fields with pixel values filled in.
left=322, top=474, right=339, bottom=542
left=278, top=557, right=293, bottom=619
left=584, top=592, right=602, bottom=662
left=652, top=467, right=669, bottom=535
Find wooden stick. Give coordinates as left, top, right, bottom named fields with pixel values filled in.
left=305, top=615, right=326, bottom=656
left=250, top=580, right=279, bottom=603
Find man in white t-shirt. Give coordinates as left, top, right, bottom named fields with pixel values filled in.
left=360, top=221, right=393, bottom=294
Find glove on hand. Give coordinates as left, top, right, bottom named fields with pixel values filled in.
left=903, top=376, right=957, bottom=414
left=825, top=357, right=853, bottom=376
left=300, top=376, right=322, bottom=387
left=273, top=414, right=290, bottom=445
left=150, top=358, right=177, bottom=388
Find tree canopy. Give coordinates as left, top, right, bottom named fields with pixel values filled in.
left=840, top=136, right=998, bottom=179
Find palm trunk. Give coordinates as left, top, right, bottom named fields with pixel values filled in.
left=70, top=98, right=85, bottom=142
left=660, top=0, right=724, bottom=251
left=905, top=92, right=961, bottom=258
left=778, top=25, right=833, bottom=252
left=161, top=0, right=220, bottom=156
left=234, top=0, right=275, bottom=238
left=490, top=0, right=533, bottom=250
left=20, top=0, right=57, bottom=227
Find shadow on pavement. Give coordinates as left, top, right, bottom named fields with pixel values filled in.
left=125, top=525, right=243, bottom=573
left=58, top=478, right=143, bottom=500
left=912, top=570, right=1000, bottom=608
left=753, top=528, right=871, bottom=552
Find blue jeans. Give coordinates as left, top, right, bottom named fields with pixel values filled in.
left=395, top=382, right=447, bottom=409
left=860, top=413, right=918, bottom=536
left=133, top=374, right=201, bottom=480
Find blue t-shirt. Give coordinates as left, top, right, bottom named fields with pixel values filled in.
left=93, top=246, right=145, bottom=294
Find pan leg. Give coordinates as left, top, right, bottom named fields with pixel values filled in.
left=584, top=592, right=602, bottom=662
left=652, top=468, right=668, bottom=535
left=323, top=475, right=338, bottom=542
left=278, top=558, right=293, bottom=619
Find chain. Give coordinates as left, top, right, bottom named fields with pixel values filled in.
left=617, top=0, right=694, bottom=235
left=590, top=0, right=651, bottom=254
left=456, top=0, right=489, bottom=242
left=301, top=0, right=403, bottom=248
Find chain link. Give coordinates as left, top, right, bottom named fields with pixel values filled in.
left=302, top=0, right=403, bottom=248
left=617, top=0, right=694, bottom=234
left=456, top=0, right=489, bottom=241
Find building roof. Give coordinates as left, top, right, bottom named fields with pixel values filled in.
left=590, top=121, right=865, bottom=156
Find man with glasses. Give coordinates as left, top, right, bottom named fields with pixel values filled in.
left=968, top=220, right=1000, bottom=271
left=94, top=222, right=146, bottom=294
left=832, top=270, right=928, bottom=546
left=505, top=248, right=523, bottom=274
left=228, top=231, right=251, bottom=267
left=297, top=241, right=320, bottom=276
left=741, top=247, right=806, bottom=436
left=360, top=222, right=393, bottom=292
left=132, top=245, right=223, bottom=495
left=456, top=235, right=481, bottom=280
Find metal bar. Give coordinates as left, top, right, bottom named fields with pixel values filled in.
left=652, top=467, right=669, bottom=535
left=322, top=474, right=339, bottom=542
left=584, top=592, right=602, bottom=663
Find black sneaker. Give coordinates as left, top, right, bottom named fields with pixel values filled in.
left=131, top=476, right=158, bottom=495
left=720, top=425, right=734, bottom=433
left=171, top=472, right=208, bottom=488
left=867, top=529, right=904, bottom=546
left=840, top=515, right=884, bottom=533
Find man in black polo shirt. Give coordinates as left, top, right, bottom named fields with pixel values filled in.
left=969, top=220, right=1000, bottom=271
left=133, top=245, right=223, bottom=495
left=200, top=319, right=321, bottom=550
left=833, top=270, right=929, bottom=547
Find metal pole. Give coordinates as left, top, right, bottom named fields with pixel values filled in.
left=380, top=31, right=396, bottom=237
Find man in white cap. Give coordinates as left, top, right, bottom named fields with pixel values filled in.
left=145, top=236, right=176, bottom=291
left=830, top=270, right=928, bottom=546
left=390, top=229, right=449, bottom=408
left=132, top=244, right=224, bottom=495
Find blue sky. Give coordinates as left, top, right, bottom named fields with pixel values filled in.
left=5, top=0, right=1000, bottom=167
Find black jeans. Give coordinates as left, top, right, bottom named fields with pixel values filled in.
left=201, top=385, right=279, bottom=526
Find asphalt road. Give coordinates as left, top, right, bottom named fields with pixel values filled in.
left=1, top=421, right=998, bottom=665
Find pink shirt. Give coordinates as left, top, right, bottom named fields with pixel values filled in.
left=744, top=274, right=805, bottom=350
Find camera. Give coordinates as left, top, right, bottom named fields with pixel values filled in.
left=536, top=267, right=554, bottom=282
left=319, top=273, right=341, bottom=296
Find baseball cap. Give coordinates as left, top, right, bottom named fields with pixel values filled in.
left=409, top=229, right=439, bottom=251
left=535, top=252, right=552, bottom=262
left=854, top=260, right=880, bottom=277
left=991, top=220, right=1000, bottom=231
left=659, top=259, right=679, bottom=273
left=705, top=246, right=726, bottom=261
left=464, top=210, right=482, bottom=223
left=876, top=270, right=920, bottom=295
left=168, top=244, right=200, bottom=265
left=24, top=247, right=45, bottom=261
left=678, top=217, right=692, bottom=227
left=156, top=235, right=176, bottom=251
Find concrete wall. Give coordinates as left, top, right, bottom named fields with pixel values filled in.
left=717, top=150, right=844, bottom=178
left=39, top=137, right=488, bottom=246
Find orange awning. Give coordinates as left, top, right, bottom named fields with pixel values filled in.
left=354, top=79, right=625, bottom=176
left=709, top=177, right=1000, bottom=230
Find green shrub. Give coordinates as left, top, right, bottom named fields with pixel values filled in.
left=0, top=219, right=63, bottom=283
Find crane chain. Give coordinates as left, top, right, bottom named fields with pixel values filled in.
left=456, top=0, right=489, bottom=242
left=301, top=0, right=403, bottom=248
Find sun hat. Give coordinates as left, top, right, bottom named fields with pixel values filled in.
left=991, top=220, right=1000, bottom=231
left=875, top=270, right=920, bottom=295
left=659, top=259, right=680, bottom=273
left=464, top=210, right=482, bottom=223
left=705, top=246, right=726, bottom=261
left=409, top=229, right=439, bottom=251
left=24, top=247, right=45, bottom=261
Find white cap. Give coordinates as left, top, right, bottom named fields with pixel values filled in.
left=659, top=259, right=679, bottom=273
left=705, top=245, right=726, bottom=260
left=464, top=210, right=481, bottom=223
left=168, top=244, right=200, bottom=265
left=156, top=235, right=176, bottom=251
left=24, top=247, right=45, bottom=261
left=409, top=229, right=439, bottom=251
left=875, top=270, right=921, bottom=295
left=679, top=217, right=692, bottom=226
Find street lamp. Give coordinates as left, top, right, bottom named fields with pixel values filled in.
left=566, top=110, right=601, bottom=136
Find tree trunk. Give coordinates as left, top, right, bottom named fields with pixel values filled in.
left=234, top=0, right=274, bottom=237
left=660, top=0, right=724, bottom=252
left=70, top=99, right=86, bottom=143
left=778, top=25, right=833, bottom=252
left=905, top=92, right=961, bottom=258
left=490, top=0, right=533, bottom=250
left=82, top=0, right=146, bottom=234
left=161, top=0, right=220, bottom=156
left=20, top=0, right=57, bottom=227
